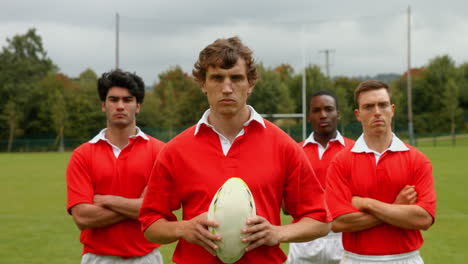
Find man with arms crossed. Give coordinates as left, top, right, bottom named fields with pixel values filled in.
left=326, top=80, right=436, bottom=263
left=288, top=91, right=354, bottom=264
left=66, top=70, right=165, bottom=263
left=139, top=36, right=331, bottom=264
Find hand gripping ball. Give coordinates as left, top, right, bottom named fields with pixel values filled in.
left=208, top=178, right=256, bottom=263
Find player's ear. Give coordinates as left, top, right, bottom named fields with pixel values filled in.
left=247, top=83, right=254, bottom=96
left=200, top=82, right=207, bottom=95
left=136, top=102, right=141, bottom=115
left=354, top=108, right=360, bottom=122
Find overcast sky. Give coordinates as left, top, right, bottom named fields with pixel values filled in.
left=1, top=0, right=467, bottom=85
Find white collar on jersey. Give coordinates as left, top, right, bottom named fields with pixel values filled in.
left=89, top=127, right=149, bottom=144
left=194, top=105, right=266, bottom=135
left=351, top=133, right=409, bottom=154
left=302, top=130, right=346, bottom=147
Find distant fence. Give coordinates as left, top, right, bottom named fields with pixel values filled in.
left=413, top=133, right=468, bottom=147
left=1, top=123, right=467, bottom=152
left=0, top=138, right=87, bottom=152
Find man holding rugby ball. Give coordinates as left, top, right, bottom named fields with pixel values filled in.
left=139, top=36, right=331, bottom=264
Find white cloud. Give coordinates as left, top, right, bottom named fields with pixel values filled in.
left=1, top=0, right=468, bottom=84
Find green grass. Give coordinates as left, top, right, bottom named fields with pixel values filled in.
left=0, top=140, right=466, bottom=263
left=0, top=153, right=81, bottom=263
left=416, top=145, right=468, bottom=263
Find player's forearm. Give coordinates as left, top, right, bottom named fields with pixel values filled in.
left=363, top=199, right=433, bottom=230
left=71, top=203, right=127, bottom=230
left=332, top=212, right=382, bottom=232
left=144, top=218, right=184, bottom=244
left=278, top=217, right=330, bottom=243
left=94, top=195, right=142, bottom=219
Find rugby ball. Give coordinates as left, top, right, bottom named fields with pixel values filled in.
left=208, top=177, right=256, bottom=263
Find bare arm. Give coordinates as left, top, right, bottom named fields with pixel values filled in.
left=332, top=185, right=417, bottom=232
left=332, top=212, right=382, bottom=232
left=352, top=196, right=433, bottom=230
left=144, top=212, right=220, bottom=256
left=93, top=187, right=147, bottom=219
left=70, top=203, right=127, bottom=230
left=94, top=194, right=142, bottom=219
left=242, top=216, right=330, bottom=252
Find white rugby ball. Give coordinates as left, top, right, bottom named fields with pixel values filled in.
left=208, top=177, right=256, bottom=263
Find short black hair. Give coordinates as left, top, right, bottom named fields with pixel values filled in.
left=310, top=90, right=339, bottom=110
left=97, top=69, right=145, bottom=103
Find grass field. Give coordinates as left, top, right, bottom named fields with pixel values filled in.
left=0, top=137, right=467, bottom=263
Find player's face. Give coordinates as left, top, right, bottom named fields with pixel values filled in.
left=201, top=58, right=253, bottom=118
left=354, top=88, right=394, bottom=136
left=102, top=86, right=140, bottom=128
left=309, top=95, right=340, bottom=137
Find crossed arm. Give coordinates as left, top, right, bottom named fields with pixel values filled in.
left=71, top=188, right=147, bottom=230
left=332, top=185, right=433, bottom=232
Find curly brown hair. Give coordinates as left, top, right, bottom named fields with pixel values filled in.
left=192, top=36, right=258, bottom=85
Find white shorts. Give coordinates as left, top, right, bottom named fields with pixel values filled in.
left=81, top=248, right=163, bottom=264
left=340, top=250, right=423, bottom=264
left=287, top=232, right=344, bottom=264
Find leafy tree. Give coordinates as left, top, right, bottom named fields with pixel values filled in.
left=274, top=64, right=298, bottom=113
left=274, top=64, right=295, bottom=83
left=0, top=28, right=56, bottom=149
left=390, top=68, right=425, bottom=136
left=159, top=81, right=180, bottom=128
left=176, top=80, right=208, bottom=126
left=66, top=69, right=104, bottom=140
left=249, top=64, right=295, bottom=114
left=79, top=68, right=98, bottom=84
left=442, top=78, right=462, bottom=144
left=0, top=100, right=23, bottom=152
left=151, top=66, right=207, bottom=139
left=38, top=73, right=68, bottom=151
left=333, top=76, right=360, bottom=137
left=138, top=90, right=163, bottom=128
left=418, top=55, right=458, bottom=134
left=289, top=65, right=333, bottom=114
left=458, top=63, right=468, bottom=110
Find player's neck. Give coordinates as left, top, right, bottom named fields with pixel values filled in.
left=313, top=131, right=337, bottom=148
left=208, top=106, right=250, bottom=143
left=105, top=124, right=137, bottom=149
left=363, top=131, right=393, bottom=154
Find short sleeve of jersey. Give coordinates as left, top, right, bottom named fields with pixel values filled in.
left=66, top=147, right=94, bottom=214
left=325, top=150, right=360, bottom=219
left=283, top=143, right=331, bottom=223
left=139, top=148, right=180, bottom=231
left=412, top=149, right=436, bottom=219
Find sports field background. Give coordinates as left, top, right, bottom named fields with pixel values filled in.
left=0, top=137, right=467, bottom=263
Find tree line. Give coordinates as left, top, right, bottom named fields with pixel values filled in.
left=1, top=29, right=467, bottom=151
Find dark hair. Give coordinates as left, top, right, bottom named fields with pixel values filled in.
left=310, top=90, right=339, bottom=110
left=97, top=69, right=145, bottom=103
left=192, top=36, right=258, bottom=85
left=354, top=80, right=391, bottom=108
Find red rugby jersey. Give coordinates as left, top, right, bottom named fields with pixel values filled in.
left=300, top=133, right=355, bottom=187
left=140, top=120, right=331, bottom=264
left=326, top=137, right=436, bottom=255
left=67, top=135, right=165, bottom=258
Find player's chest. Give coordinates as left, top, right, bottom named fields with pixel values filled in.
left=348, top=154, right=414, bottom=200
left=90, top=152, right=152, bottom=188
left=174, top=148, right=285, bottom=201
